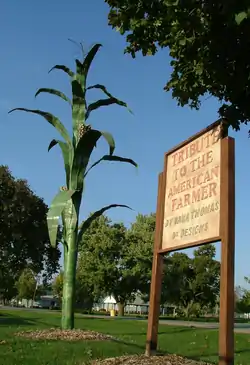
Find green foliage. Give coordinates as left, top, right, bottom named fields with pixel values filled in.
left=52, top=270, right=94, bottom=310
left=16, top=268, right=36, bottom=301
left=125, top=213, right=156, bottom=294
left=163, top=245, right=220, bottom=316
left=0, top=166, right=61, bottom=303
left=235, top=277, right=250, bottom=314
left=9, top=42, right=136, bottom=329
left=78, top=215, right=152, bottom=311
left=106, top=0, right=250, bottom=129
left=52, top=272, right=64, bottom=301
left=78, top=213, right=220, bottom=317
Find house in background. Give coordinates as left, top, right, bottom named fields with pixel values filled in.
left=93, top=293, right=149, bottom=314
left=12, top=295, right=59, bottom=309
left=93, top=293, right=176, bottom=315
left=37, top=295, right=60, bottom=309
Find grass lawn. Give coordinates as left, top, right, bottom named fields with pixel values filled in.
left=0, top=310, right=249, bottom=365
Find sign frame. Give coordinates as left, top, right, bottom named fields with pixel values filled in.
left=145, top=120, right=235, bottom=365
left=160, top=121, right=222, bottom=252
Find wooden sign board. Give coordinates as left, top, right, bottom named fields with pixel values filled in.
left=146, top=121, right=235, bottom=365
left=162, top=124, right=221, bottom=251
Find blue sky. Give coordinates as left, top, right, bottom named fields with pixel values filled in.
left=1, top=0, right=249, bottom=286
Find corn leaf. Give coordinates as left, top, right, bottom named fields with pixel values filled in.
left=85, top=155, right=137, bottom=177
left=49, top=64, right=74, bottom=78
left=98, top=131, right=116, bottom=155
left=83, top=44, right=102, bottom=77
left=47, top=189, right=76, bottom=248
left=86, top=97, right=132, bottom=120
left=35, top=88, right=71, bottom=104
left=48, top=139, right=72, bottom=187
left=87, top=84, right=114, bottom=97
left=77, top=204, right=132, bottom=244
left=70, top=129, right=115, bottom=190
left=87, top=84, right=132, bottom=115
left=73, top=44, right=102, bottom=93
left=71, top=79, right=86, bottom=146
left=68, top=38, right=85, bottom=59
left=75, top=59, right=85, bottom=85
left=8, top=108, right=72, bottom=145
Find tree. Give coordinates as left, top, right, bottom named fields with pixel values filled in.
left=9, top=42, right=137, bottom=329
left=52, top=270, right=95, bottom=311
left=125, top=213, right=156, bottom=295
left=105, top=0, right=250, bottom=129
left=16, top=268, right=36, bottom=302
left=235, top=289, right=250, bottom=314
left=52, top=271, right=64, bottom=302
left=164, top=252, right=196, bottom=317
left=0, top=166, right=61, bottom=303
left=192, top=245, right=220, bottom=311
left=78, top=215, right=149, bottom=316
left=235, top=277, right=250, bottom=314
left=75, top=271, right=95, bottom=312
left=162, top=245, right=220, bottom=317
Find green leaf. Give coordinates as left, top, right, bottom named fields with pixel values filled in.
left=87, top=84, right=116, bottom=98
left=70, top=129, right=115, bottom=190
left=73, top=44, right=102, bottom=93
left=235, top=11, right=248, bottom=25
left=179, top=38, right=186, bottom=46
left=77, top=204, right=132, bottom=244
left=47, top=189, right=76, bottom=248
left=87, top=84, right=132, bottom=114
left=35, top=88, right=71, bottom=104
left=85, top=84, right=133, bottom=120
left=48, top=139, right=59, bottom=151
left=49, top=64, right=74, bottom=78
left=85, top=155, right=137, bottom=177
left=86, top=96, right=133, bottom=119
left=83, top=44, right=102, bottom=77
left=8, top=108, right=72, bottom=145
left=48, top=139, right=72, bottom=187
left=98, top=131, right=116, bottom=155
left=71, top=79, right=86, bottom=146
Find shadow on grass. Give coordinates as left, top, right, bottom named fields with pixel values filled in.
left=0, top=313, right=37, bottom=327
left=117, top=328, right=195, bottom=336
left=0, top=313, right=60, bottom=329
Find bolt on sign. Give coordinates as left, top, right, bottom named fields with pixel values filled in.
left=162, top=124, right=221, bottom=250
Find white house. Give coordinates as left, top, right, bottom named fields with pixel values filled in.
left=93, top=293, right=149, bottom=314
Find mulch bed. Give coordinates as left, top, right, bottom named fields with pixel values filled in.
left=15, top=329, right=113, bottom=341
left=91, top=355, right=212, bottom=365
left=15, top=330, right=212, bottom=364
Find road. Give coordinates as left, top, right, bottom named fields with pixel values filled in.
left=1, top=306, right=250, bottom=334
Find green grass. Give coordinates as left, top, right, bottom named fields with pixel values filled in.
left=0, top=310, right=249, bottom=365
left=77, top=310, right=250, bottom=323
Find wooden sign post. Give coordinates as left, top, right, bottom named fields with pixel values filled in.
left=146, top=121, right=235, bottom=365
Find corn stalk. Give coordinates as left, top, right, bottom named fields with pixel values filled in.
left=9, top=43, right=137, bottom=329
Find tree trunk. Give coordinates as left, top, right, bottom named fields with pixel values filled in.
left=117, top=302, right=125, bottom=317
left=61, top=230, right=78, bottom=330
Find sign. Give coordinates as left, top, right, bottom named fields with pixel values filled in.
left=146, top=121, right=235, bottom=365
left=162, top=124, right=221, bottom=250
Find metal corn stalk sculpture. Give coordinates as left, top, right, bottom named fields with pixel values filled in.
left=9, top=43, right=137, bottom=330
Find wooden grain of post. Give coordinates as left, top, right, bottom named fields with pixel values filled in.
left=219, top=137, right=235, bottom=365
left=145, top=172, right=165, bottom=356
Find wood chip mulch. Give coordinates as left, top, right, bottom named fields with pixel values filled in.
left=91, top=355, right=212, bottom=365
left=15, top=329, right=113, bottom=341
